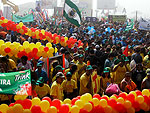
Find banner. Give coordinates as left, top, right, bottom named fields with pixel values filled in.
left=12, top=13, right=34, bottom=23
left=139, top=18, right=150, bottom=31
left=91, top=71, right=99, bottom=94
left=86, top=17, right=97, bottom=22
left=0, top=70, right=31, bottom=95
left=125, top=19, right=134, bottom=31
left=108, top=15, right=126, bottom=22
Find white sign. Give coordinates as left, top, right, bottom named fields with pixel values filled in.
left=139, top=18, right=150, bottom=31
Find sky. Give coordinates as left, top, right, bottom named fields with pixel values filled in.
left=3, top=0, right=150, bottom=19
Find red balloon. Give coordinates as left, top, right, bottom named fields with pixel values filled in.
left=59, top=104, right=69, bottom=113
left=77, top=96, right=81, bottom=99
left=15, top=100, right=24, bottom=105
left=1, top=16, right=5, bottom=20
left=108, top=98, right=117, bottom=108
left=126, top=94, right=135, bottom=103
left=44, top=47, right=49, bottom=52
left=9, top=103, right=15, bottom=107
left=4, top=47, right=11, bottom=53
left=32, top=48, right=38, bottom=54
left=135, top=90, right=142, bottom=96
left=132, top=101, right=140, bottom=112
left=93, top=94, right=101, bottom=100
left=119, top=92, right=126, bottom=99
left=22, top=99, right=32, bottom=109
left=92, top=106, right=104, bottom=113
left=143, top=95, right=150, bottom=105
left=79, top=109, right=88, bottom=113
left=89, top=101, right=94, bottom=108
left=78, top=40, right=82, bottom=44
left=42, top=97, right=52, bottom=104
left=115, top=102, right=126, bottom=113
left=51, top=99, right=61, bottom=110
left=61, top=37, right=65, bottom=42
left=31, top=105, right=41, bottom=113
left=101, top=96, right=108, bottom=101
left=71, top=98, right=78, bottom=105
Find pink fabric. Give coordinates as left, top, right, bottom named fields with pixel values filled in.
left=105, top=83, right=121, bottom=95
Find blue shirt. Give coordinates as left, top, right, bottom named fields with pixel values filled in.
left=35, top=69, right=48, bottom=83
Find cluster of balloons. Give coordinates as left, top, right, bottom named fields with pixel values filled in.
left=0, top=89, right=150, bottom=113
left=0, top=40, right=57, bottom=60
left=0, top=17, right=82, bottom=48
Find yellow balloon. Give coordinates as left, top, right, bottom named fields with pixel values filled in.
left=124, top=100, right=132, bottom=109
left=92, top=98, right=100, bottom=107
left=41, top=29, right=45, bottom=35
left=129, top=91, right=137, bottom=97
left=117, top=97, right=124, bottom=104
left=23, top=109, right=31, bottom=113
left=136, top=95, right=144, bottom=104
left=39, top=45, right=44, bottom=51
left=99, top=99, right=107, bottom=108
left=55, top=37, right=59, bottom=41
left=13, top=42, right=20, bottom=48
left=23, top=41, right=29, bottom=48
left=19, top=45, right=24, bottom=51
left=64, top=37, right=68, bottom=41
left=5, top=42, right=11, bottom=47
left=110, top=95, right=117, bottom=100
left=80, top=95, right=88, bottom=103
left=1, top=44, right=6, bottom=50
left=104, top=105, right=112, bottom=113
left=40, top=100, right=50, bottom=112
left=6, top=107, right=14, bottom=113
left=0, top=20, right=3, bottom=25
left=0, top=40, right=4, bottom=45
left=46, top=43, right=52, bottom=48
left=13, top=104, right=23, bottom=113
left=35, top=30, right=39, bottom=35
left=11, top=49, right=19, bottom=55
left=9, top=44, right=15, bottom=50
left=83, top=103, right=93, bottom=112
left=16, top=25, right=20, bottom=29
left=37, top=51, right=42, bottom=57
left=29, top=43, right=35, bottom=50
left=19, top=22, right=24, bottom=27
left=32, top=97, right=41, bottom=106
left=75, top=100, right=84, bottom=109
left=63, top=98, right=71, bottom=105
left=85, top=93, right=93, bottom=101
left=55, top=48, right=58, bottom=53
left=127, top=107, right=135, bottom=113
left=25, top=48, right=31, bottom=53
left=47, top=106, right=57, bottom=113
left=28, top=29, right=32, bottom=34
left=19, top=29, right=24, bottom=34
left=3, top=19, right=8, bottom=23
left=142, top=89, right=150, bottom=97
left=36, top=42, right=41, bottom=47
left=70, top=105, right=80, bottom=113
left=49, top=47, right=54, bottom=54
left=0, top=104, right=9, bottom=113
left=36, top=35, right=40, bottom=39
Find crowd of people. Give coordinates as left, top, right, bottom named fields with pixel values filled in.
left=0, top=18, right=150, bottom=105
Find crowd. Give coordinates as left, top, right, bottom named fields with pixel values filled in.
left=0, top=18, right=150, bottom=105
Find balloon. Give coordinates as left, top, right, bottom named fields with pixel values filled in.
left=36, top=42, right=41, bottom=47
left=13, top=104, right=23, bottom=113
left=3, top=19, right=8, bottom=23
left=22, top=99, right=32, bottom=109
left=119, top=92, right=127, bottom=99
left=63, top=98, right=71, bottom=105
left=31, top=105, right=41, bottom=113
left=0, top=104, right=8, bottom=113
left=39, top=46, right=44, bottom=51
left=93, top=94, right=101, bottom=100
left=126, top=94, right=135, bottom=103
left=51, top=99, right=61, bottom=110
left=5, top=42, right=11, bottom=47
left=25, top=48, right=31, bottom=53
left=44, top=47, right=49, bottom=52
left=135, top=90, right=142, bottom=96
left=32, top=97, right=41, bottom=106
left=0, top=40, right=4, bottom=45
left=46, top=43, right=52, bottom=48
left=41, top=29, right=45, bottom=35
left=75, top=100, right=84, bottom=109
left=80, top=94, right=89, bottom=103
left=39, top=100, right=50, bottom=112
left=47, top=106, right=57, bottom=113
left=115, top=102, right=126, bottom=113
left=91, top=98, right=100, bottom=107
left=140, top=102, right=147, bottom=110
left=19, top=22, right=24, bottom=27
left=142, top=89, right=150, bottom=97
left=124, top=100, right=132, bottom=109
left=9, top=103, right=15, bottom=107
left=117, top=97, right=124, bottom=104
left=49, top=47, right=54, bottom=53
left=4, top=47, right=11, bottom=53
left=23, top=109, right=31, bottom=113
left=32, top=48, right=38, bottom=54
left=136, top=95, right=144, bottom=104
left=99, top=99, right=107, bottom=108
left=59, top=104, right=69, bottom=113
left=70, top=105, right=80, bottom=113
left=129, top=91, right=137, bottom=97
left=0, top=20, right=3, bottom=25
left=127, top=107, right=135, bottom=113
left=71, top=98, right=78, bottom=105
left=35, top=30, right=39, bottom=35
left=42, top=97, right=51, bottom=104
left=19, top=29, right=24, bottom=34
left=83, top=103, right=93, bottom=112
left=55, top=48, right=58, bottom=53
left=9, top=44, right=15, bottom=50
left=104, top=105, right=112, bottom=113
left=23, top=41, right=29, bottom=48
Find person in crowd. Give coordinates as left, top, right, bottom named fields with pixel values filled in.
left=65, top=51, right=70, bottom=69
left=18, top=56, right=32, bottom=70
left=143, top=51, right=150, bottom=69
left=121, top=72, right=137, bottom=93
left=50, top=72, right=65, bottom=100
left=72, top=53, right=79, bottom=64
left=104, top=52, right=114, bottom=68
left=80, top=65, right=93, bottom=95
left=35, top=62, right=48, bottom=83
left=141, top=69, right=150, bottom=89
left=52, top=65, right=64, bottom=82
left=62, top=72, right=77, bottom=99
left=35, top=77, right=50, bottom=99
left=100, top=67, right=113, bottom=93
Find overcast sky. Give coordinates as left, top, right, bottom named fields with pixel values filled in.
left=8, top=0, right=150, bottom=18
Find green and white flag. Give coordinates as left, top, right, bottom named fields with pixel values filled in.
left=125, top=19, right=134, bottom=31
left=63, top=0, right=82, bottom=27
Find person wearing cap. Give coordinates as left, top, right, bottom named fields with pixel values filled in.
left=141, top=69, right=150, bottom=89
left=121, top=72, right=137, bottom=93
left=100, top=67, right=113, bottom=93
left=34, top=77, right=50, bottom=99
left=50, top=72, right=65, bottom=100
left=62, top=72, right=77, bottom=99
left=52, top=65, right=64, bottom=82
left=18, top=56, right=32, bottom=70
left=35, top=62, right=48, bottom=83
left=72, top=53, right=79, bottom=64
left=79, top=65, right=93, bottom=95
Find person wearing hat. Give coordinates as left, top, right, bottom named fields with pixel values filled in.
left=34, top=77, right=51, bottom=99
left=50, top=72, right=65, bottom=100
left=52, top=65, right=64, bottom=82
left=141, top=69, right=150, bottom=89
left=35, top=62, right=48, bottom=83
left=100, top=67, right=113, bottom=94
left=72, top=53, right=79, bottom=64
left=62, top=72, right=77, bottom=99
left=79, top=65, right=93, bottom=95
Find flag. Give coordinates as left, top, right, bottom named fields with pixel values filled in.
left=125, top=19, right=134, bottom=31
left=63, top=0, right=82, bottom=27
left=91, top=71, right=99, bottom=94
left=123, top=45, right=128, bottom=57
